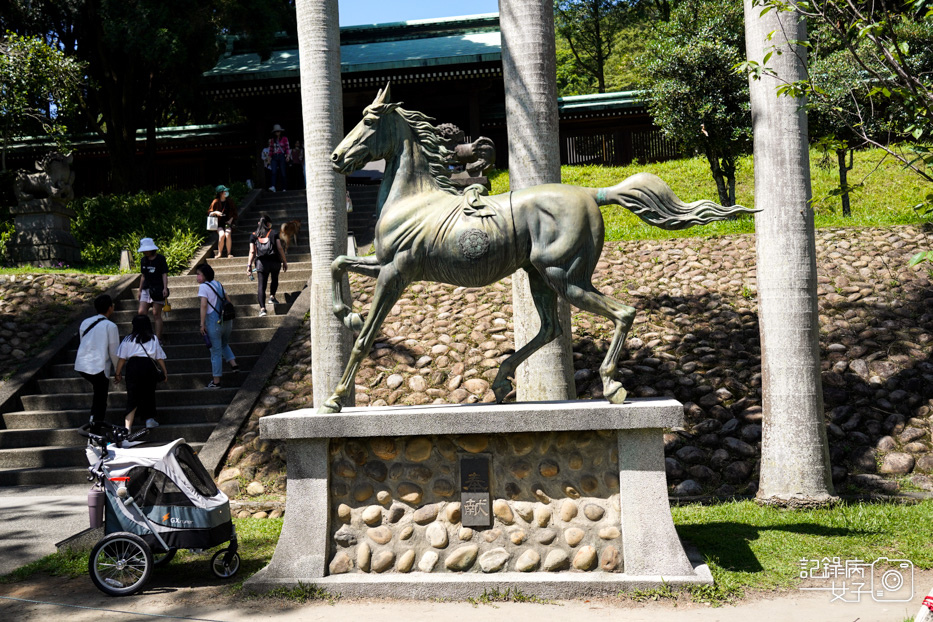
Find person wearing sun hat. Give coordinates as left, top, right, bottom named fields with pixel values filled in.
left=136, top=237, right=169, bottom=343
left=208, top=184, right=238, bottom=258
left=267, top=123, right=290, bottom=192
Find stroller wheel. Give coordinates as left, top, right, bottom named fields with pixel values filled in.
left=211, top=548, right=240, bottom=578
left=152, top=548, right=176, bottom=567
left=89, top=532, right=152, bottom=596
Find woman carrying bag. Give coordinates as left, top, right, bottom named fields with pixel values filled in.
left=196, top=263, right=240, bottom=389
left=114, top=314, right=167, bottom=431
left=208, top=185, right=238, bottom=258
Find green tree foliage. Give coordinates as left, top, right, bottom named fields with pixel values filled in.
left=750, top=1, right=933, bottom=260
left=4, top=0, right=295, bottom=193
left=807, top=47, right=894, bottom=216
left=754, top=2, right=933, bottom=188
left=0, top=32, right=83, bottom=171
left=640, top=0, right=750, bottom=206
left=555, top=0, right=630, bottom=93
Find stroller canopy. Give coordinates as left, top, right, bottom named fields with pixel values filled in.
left=87, top=438, right=227, bottom=511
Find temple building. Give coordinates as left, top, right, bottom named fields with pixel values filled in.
left=7, top=13, right=677, bottom=195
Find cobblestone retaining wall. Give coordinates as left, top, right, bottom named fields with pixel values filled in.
left=327, top=431, right=625, bottom=574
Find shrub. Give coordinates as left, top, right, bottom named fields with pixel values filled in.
left=71, top=182, right=247, bottom=273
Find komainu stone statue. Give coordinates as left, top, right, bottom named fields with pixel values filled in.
left=435, top=123, right=496, bottom=180
left=11, top=151, right=81, bottom=265
left=320, top=86, right=757, bottom=414
left=14, top=152, right=75, bottom=204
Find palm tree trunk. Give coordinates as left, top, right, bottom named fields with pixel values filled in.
left=743, top=0, right=835, bottom=507
left=499, top=0, right=576, bottom=402
left=296, top=0, right=353, bottom=409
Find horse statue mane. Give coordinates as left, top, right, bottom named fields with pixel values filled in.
left=366, top=97, right=460, bottom=196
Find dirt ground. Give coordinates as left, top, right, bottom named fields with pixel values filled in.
left=2, top=569, right=932, bottom=622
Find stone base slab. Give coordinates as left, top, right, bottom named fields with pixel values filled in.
left=246, top=559, right=713, bottom=599
left=260, top=398, right=686, bottom=439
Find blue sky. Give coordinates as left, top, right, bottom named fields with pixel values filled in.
left=338, top=0, right=501, bottom=26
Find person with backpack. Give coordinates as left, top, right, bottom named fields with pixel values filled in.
left=196, top=263, right=240, bottom=389
left=75, top=294, right=120, bottom=424
left=246, top=214, right=288, bottom=317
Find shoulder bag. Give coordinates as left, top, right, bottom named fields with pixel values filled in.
left=81, top=316, right=106, bottom=339
left=140, top=340, right=166, bottom=383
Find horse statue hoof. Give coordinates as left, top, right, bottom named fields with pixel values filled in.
left=318, top=398, right=343, bottom=414
left=604, top=382, right=628, bottom=405
left=492, top=380, right=512, bottom=404
left=344, top=313, right=364, bottom=332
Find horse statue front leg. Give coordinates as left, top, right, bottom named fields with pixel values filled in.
left=331, top=255, right=382, bottom=332
left=320, top=263, right=409, bottom=414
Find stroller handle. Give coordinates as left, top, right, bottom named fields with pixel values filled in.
left=79, top=421, right=149, bottom=449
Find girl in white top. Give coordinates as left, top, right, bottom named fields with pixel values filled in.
left=114, top=314, right=167, bottom=430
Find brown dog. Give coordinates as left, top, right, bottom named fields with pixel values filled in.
left=279, top=220, right=301, bottom=253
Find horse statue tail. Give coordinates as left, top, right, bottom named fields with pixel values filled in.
left=590, top=172, right=758, bottom=231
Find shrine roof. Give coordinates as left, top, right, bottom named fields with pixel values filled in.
left=204, top=14, right=502, bottom=83
left=558, top=91, right=645, bottom=113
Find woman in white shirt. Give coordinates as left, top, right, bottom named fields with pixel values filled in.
left=75, top=294, right=120, bottom=424
left=197, top=263, right=239, bottom=389
left=114, top=314, right=167, bottom=431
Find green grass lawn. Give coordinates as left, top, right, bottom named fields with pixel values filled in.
left=5, top=502, right=931, bottom=605
left=673, top=500, right=933, bottom=602
left=488, top=146, right=931, bottom=242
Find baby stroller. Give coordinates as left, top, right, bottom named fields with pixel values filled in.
left=81, top=421, right=239, bottom=596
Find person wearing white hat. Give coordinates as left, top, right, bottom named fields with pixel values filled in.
left=267, top=123, right=290, bottom=192
left=136, top=237, right=169, bottom=343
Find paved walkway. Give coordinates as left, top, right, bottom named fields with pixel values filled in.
left=1, top=485, right=930, bottom=621
left=1, top=576, right=931, bottom=621
left=0, top=485, right=88, bottom=576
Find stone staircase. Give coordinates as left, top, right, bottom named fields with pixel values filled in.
left=0, top=190, right=313, bottom=486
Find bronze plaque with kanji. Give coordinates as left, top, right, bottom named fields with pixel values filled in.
left=459, top=455, right=492, bottom=528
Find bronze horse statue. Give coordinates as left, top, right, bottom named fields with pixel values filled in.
left=320, top=86, right=755, bottom=413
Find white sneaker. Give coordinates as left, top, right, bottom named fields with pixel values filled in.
left=268, top=296, right=279, bottom=305
left=258, top=308, right=267, bottom=317
left=145, top=418, right=159, bottom=428
left=269, top=186, right=276, bottom=192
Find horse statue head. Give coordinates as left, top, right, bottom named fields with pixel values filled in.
left=331, top=84, right=402, bottom=174
left=331, top=85, right=459, bottom=196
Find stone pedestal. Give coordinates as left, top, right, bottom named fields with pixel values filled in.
left=245, top=399, right=712, bottom=598
left=10, top=198, right=81, bottom=265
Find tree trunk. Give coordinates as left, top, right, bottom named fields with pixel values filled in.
left=837, top=148, right=851, bottom=217
left=704, top=145, right=731, bottom=207
left=499, top=0, right=576, bottom=402
left=743, top=0, right=836, bottom=507
left=296, top=0, right=353, bottom=409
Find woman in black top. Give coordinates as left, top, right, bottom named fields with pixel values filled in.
left=114, top=314, right=167, bottom=431
left=245, top=214, right=288, bottom=317
left=136, top=237, right=169, bottom=342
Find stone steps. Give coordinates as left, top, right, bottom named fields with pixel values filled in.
left=1, top=405, right=228, bottom=430
left=0, top=190, right=311, bottom=486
